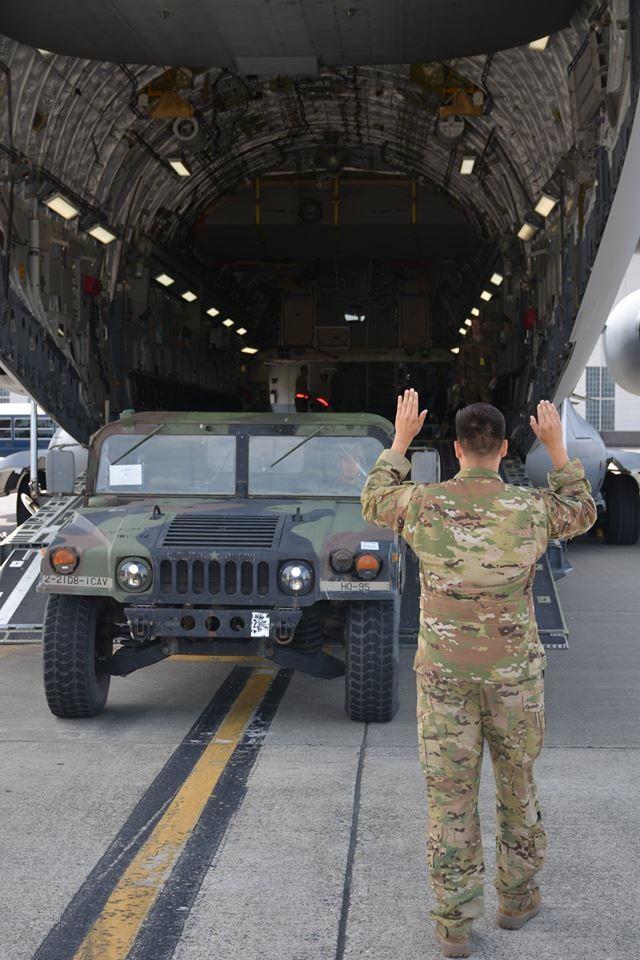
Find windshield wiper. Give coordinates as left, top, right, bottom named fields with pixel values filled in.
left=270, top=426, right=325, bottom=468
left=112, top=423, right=165, bottom=465
left=336, top=442, right=368, bottom=478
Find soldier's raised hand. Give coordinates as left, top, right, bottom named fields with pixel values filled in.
left=530, top=399, right=570, bottom=471
left=530, top=401, right=564, bottom=451
left=391, top=389, right=428, bottom=456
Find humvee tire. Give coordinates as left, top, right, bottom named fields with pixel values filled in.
left=345, top=599, right=399, bottom=722
left=603, top=473, right=640, bottom=545
left=43, top=595, right=112, bottom=718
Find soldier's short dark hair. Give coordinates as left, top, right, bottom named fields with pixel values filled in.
left=455, top=403, right=505, bottom=457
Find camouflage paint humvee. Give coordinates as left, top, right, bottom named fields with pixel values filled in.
left=40, top=411, right=404, bottom=722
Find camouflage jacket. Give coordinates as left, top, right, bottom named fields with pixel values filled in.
left=361, top=452, right=597, bottom=683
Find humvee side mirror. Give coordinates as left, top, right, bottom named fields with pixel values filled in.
left=46, top=448, right=76, bottom=495
left=411, top=449, right=441, bottom=485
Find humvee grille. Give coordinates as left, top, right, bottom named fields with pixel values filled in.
left=159, top=558, right=271, bottom=597
left=163, top=515, right=279, bottom=548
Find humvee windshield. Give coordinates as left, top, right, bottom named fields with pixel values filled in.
left=94, top=430, right=384, bottom=497
left=248, top=435, right=383, bottom=497
left=95, top=434, right=236, bottom=495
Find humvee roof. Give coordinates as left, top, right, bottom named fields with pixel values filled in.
left=95, top=410, right=394, bottom=437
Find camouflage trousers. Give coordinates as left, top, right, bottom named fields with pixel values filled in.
left=416, top=672, right=547, bottom=933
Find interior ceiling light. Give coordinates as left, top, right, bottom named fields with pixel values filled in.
left=241, top=346, right=259, bottom=355
left=490, top=272, right=504, bottom=286
left=464, top=318, right=473, bottom=327
left=321, top=150, right=347, bottom=176
left=222, top=318, right=234, bottom=327
left=534, top=193, right=559, bottom=218
left=517, top=222, right=537, bottom=241
left=458, top=327, right=468, bottom=335
left=471, top=307, right=480, bottom=317
left=181, top=290, right=198, bottom=302
left=460, top=155, right=476, bottom=176
left=44, top=192, right=80, bottom=220
left=206, top=307, right=220, bottom=317
left=450, top=347, right=460, bottom=355
left=168, top=157, right=192, bottom=177
left=38, top=49, right=54, bottom=56
left=345, top=306, right=366, bottom=323
left=529, top=36, right=550, bottom=51
left=154, top=272, right=175, bottom=287
left=236, top=327, right=247, bottom=336
left=480, top=290, right=492, bottom=302
left=87, top=223, right=117, bottom=245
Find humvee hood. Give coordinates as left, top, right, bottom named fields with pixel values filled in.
left=59, top=497, right=393, bottom=556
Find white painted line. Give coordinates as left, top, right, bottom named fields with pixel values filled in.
left=0, top=553, right=42, bottom=626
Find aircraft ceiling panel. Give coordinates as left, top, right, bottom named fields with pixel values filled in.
left=2, top=38, right=580, bottom=251
left=0, top=0, right=582, bottom=66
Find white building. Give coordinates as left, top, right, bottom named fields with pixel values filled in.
left=0, top=390, right=29, bottom=404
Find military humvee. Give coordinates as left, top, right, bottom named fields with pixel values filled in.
left=40, top=411, right=412, bottom=723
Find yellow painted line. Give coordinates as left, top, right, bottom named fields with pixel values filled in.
left=168, top=654, right=269, bottom=664
left=73, top=669, right=275, bottom=960
left=0, top=645, right=23, bottom=658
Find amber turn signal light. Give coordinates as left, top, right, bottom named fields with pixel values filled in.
left=50, top=547, right=79, bottom=574
left=354, top=552, right=381, bottom=580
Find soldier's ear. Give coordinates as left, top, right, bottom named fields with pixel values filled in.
left=500, top=438, right=509, bottom=457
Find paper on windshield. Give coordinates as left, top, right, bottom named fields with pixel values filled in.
left=109, top=464, right=142, bottom=485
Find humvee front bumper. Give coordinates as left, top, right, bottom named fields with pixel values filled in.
left=107, top=605, right=344, bottom=681
left=125, top=605, right=303, bottom=643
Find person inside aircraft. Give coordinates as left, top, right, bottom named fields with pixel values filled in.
left=459, top=321, right=498, bottom=406
left=295, top=366, right=310, bottom=412
left=335, top=443, right=369, bottom=495
left=427, top=368, right=449, bottom=425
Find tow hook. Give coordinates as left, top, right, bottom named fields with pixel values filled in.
left=129, top=614, right=152, bottom=642
left=274, top=617, right=295, bottom=645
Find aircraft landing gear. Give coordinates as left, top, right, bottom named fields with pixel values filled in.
left=602, top=472, right=640, bottom=545
left=16, top=475, right=39, bottom=526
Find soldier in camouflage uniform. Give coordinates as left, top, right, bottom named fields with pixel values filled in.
left=361, top=392, right=596, bottom=958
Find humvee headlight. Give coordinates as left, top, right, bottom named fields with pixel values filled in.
left=117, top=558, right=152, bottom=592
left=330, top=549, right=353, bottom=573
left=50, top=547, right=79, bottom=574
left=279, top=561, right=314, bottom=595
left=354, top=552, right=382, bottom=580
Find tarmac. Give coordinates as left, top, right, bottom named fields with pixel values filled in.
left=0, top=489, right=638, bottom=960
